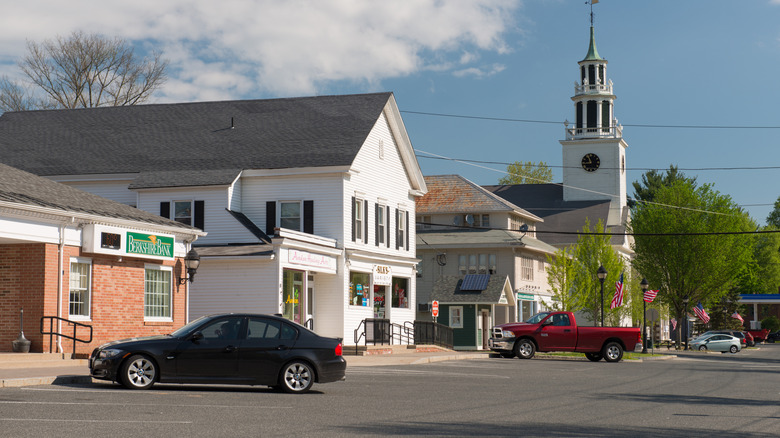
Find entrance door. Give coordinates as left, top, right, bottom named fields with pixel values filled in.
left=306, top=274, right=314, bottom=329
left=481, top=310, right=490, bottom=349
left=283, top=269, right=304, bottom=324
left=373, top=285, right=386, bottom=318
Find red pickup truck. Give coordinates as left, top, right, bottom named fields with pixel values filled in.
left=488, top=311, right=642, bottom=362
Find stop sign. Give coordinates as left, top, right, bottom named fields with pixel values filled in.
left=432, top=300, right=439, bottom=317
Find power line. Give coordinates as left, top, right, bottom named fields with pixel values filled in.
left=401, top=110, right=780, bottom=130
left=418, top=223, right=780, bottom=237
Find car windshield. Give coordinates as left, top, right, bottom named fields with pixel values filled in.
left=169, top=315, right=210, bottom=338
left=525, top=312, right=551, bottom=324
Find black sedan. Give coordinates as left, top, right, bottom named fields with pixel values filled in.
left=89, top=313, right=346, bottom=393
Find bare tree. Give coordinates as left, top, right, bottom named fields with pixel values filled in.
left=0, top=30, right=167, bottom=111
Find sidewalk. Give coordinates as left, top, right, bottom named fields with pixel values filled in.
left=0, top=350, right=490, bottom=388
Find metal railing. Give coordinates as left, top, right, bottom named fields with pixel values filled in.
left=390, top=321, right=414, bottom=345
left=565, top=123, right=623, bottom=140
left=304, top=318, right=314, bottom=330
left=414, top=321, right=453, bottom=349
left=40, top=316, right=93, bottom=355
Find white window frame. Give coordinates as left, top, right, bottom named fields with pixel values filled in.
left=489, top=254, right=497, bottom=274
left=377, top=205, right=386, bottom=245
left=354, top=198, right=364, bottom=242
left=481, top=214, right=490, bottom=228
left=458, top=255, right=467, bottom=275
left=521, top=256, right=534, bottom=281
left=450, top=306, right=464, bottom=329
left=279, top=200, right=302, bottom=231
left=397, top=209, right=406, bottom=250
left=68, top=257, right=92, bottom=321
left=173, top=200, right=193, bottom=226
left=144, top=264, right=173, bottom=321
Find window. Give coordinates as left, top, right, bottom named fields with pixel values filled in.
left=450, top=306, right=463, bottom=329
left=377, top=205, right=386, bottom=245
left=391, top=277, right=408, bottom=308
left=349, top=271, right=371, bottom=307
left=354, top=198, right=364, bottom=242
left=538, top=258, right=546, bottom=272
left=489, top=254, right=497, bottom=274
left=69, top=258, right=91, bottom=319
left=417, top=215, right=431, bottom=231
left=458, top=255, right=467, bottom=275
left=468, top=255, right=477, bottom=274
left=280, top=201, right=301, bottom=231
left=200, top=316, right=244, bottom=341
left=144, top=265, right=172, bottom=319
left=481, top=214, right=490, bottom=228
left=396, top=209, right=407, bottom=250
left=521, top=256, right=534, bottom=281
left=174, top=201, right=193, bottom=225
left=478, top=254, right=487, bottom=274
left=247, top=317, right=281, bottom=340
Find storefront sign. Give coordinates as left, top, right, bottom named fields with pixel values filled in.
left=126, top=232, right=174, bottom=259
left=373, top=265, right=392, bottom=286
left=288, top=249, right=336, bottom=271
left=516, top=292, right=535, bottom=301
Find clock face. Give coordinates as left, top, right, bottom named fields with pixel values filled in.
left=581, top=153, right=600, bottom=172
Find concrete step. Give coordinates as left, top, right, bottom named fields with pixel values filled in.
left=0, top=353, right=87, bottom=369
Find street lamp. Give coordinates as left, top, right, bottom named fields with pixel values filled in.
left=178, top=249, right=201, bottom=284
left=682, top=298, right=690, bottom=350
left=597, top=265, right=607, bottom=327
left=640, top=278, right=649, bottom=354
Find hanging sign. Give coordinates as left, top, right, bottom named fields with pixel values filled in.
left=373, top=265, right=392, bottom=286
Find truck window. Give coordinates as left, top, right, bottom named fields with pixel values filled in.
left=525, top=312, right=550, bottom=324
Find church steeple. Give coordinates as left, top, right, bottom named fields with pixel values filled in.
left=582, top=26, right=602, bottom=61
left=570, top=25, right=616, bottom=139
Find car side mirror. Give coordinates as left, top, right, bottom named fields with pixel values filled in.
left=191, top=331, right=204, bottom=342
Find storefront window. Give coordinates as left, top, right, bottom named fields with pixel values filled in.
left=349, top=271, right=371, bottom=307
left=391, top=277, right=408, bottom=308
left=283, top=269, right=303, bottom=323
left=373, top=285, right=386, bottom=317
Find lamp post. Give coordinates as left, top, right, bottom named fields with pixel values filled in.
left=682, top=298, right=689, bottom=350
left=640, top=278, right=649, bottom=354
left=178, top=248, right=201, bottom=284
left=597, top=265, right=607, bottom=327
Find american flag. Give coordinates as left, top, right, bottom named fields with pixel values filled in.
left=610, top=272, right=624, bottom=309
left=731, top=312, right=744, bottom=324
left=693, top=302, right=710, bottom=324
left=643, top=289, right=659, bottom=303
left=671, top=317, right=677, bottom=331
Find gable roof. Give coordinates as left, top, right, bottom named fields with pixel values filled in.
left=432, top=275, right=514, bottom=305
left=0, top=162, right=200, bottom=233
left=0, top=92, right=396, bottom=188
left=417, top=175, right=541, bottom=222
left=484, top=183, right=624, bottom=247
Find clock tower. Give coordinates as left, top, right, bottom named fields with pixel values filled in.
left=560, top=24, right=628, bottom=227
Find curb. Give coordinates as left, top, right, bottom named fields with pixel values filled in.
left=410, top=353, right=491, bottom=365
left=1, top=375, right=92, bottom=388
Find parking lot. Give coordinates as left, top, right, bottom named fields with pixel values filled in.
left=1, top=345, right=778, bottom=437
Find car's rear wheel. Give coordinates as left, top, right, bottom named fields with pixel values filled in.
left=698, top=345, right=707, bottom=351
left=279, top=361, right=314, bottom=393
left=514, top=339, right=536, bottom=359
left=729, top=345, right=739, bottom=354
left=585, top=352, right=603, bottom=362
left=602, top=342, right=624, bottom=362
left=120, top=354, right=157, bottom=390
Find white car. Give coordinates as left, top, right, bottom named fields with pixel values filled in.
left=690, top=333, right=741, bottom=353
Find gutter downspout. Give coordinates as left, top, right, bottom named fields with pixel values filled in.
left=56, top=223, right=65, bottom=353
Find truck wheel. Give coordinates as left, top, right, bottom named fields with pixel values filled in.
left=585, top=353, right=603, bottom=362
left=602, top=342, right=623, bottom=362
left=514, top=339, right=535, bottom=359
left=500, top=352, right=516, bottom=359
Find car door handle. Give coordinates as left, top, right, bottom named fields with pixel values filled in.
left=276, top=345, right=289, bottom=350
left=224, top=345, right=238, bottom=352
left=564, top=329, right=571, bottom=333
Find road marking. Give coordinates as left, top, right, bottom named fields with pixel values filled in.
left=0, top=401, right=292, bottom=409
left=0, top=418, right=192, bottom=424
left=347, top=369, right=510, bottom=379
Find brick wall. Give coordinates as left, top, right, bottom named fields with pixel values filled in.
left=1, top=243, right=187, bottom=355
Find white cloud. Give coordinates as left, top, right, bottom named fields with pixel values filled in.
left=0, top=0, right=522, bottom=102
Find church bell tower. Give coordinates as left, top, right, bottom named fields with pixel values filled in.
left=560, top=21, right=628, bottom=227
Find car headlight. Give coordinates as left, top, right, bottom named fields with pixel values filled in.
left=97, top=349, right=123, bottom=359
left=501, top=330, right=515, bottom=338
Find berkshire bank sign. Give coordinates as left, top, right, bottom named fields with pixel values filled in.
left=127, top=232, right=174, bottom=259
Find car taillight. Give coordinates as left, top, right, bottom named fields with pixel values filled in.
left=335, top=343, right=342, bottom=356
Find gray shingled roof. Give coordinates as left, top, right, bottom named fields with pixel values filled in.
left=431, top=275, right=511, bottom=304
left=0, top=93, right=392, bottom=188
left=484, top=183, right=621, bottom=247
left=417, top=228, right=558, bottom=254
left=0, top=162, right=197, bottom=230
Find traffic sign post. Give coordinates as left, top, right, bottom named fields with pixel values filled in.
left=432, top=300, right=439, bottom=323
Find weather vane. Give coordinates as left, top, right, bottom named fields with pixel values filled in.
left=587, top=0, right=599, bottom=26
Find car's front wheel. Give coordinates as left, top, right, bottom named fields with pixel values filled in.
left=585, top=352, right=603, bottom=362
left=120, top=354, right=157, bottom=390
left=279, top=361, right=315, bottom=393
left=514, top=339, right=536, bottom=359
left=500, top=352, right=516, bottom=359
left=729, top=345, right=739, bottom=354
left=698, top=345, right=707, bottom=351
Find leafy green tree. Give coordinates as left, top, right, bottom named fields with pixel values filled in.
left=761, top=315, right=780, bottom=332
left=545, top=247, right=581, bottom=312
left=630, top=179, right=755, bottom=347
left=734, top=228, right=780, bottom=294
left=498, top=161, right=553, bottom=185
left=630, top=165, right=697, bottom=206
left=708, top=288, right=746, bottom=330
left=572, top=219, right=626, bottom=326
left=766, top=196, right=780, bottom=228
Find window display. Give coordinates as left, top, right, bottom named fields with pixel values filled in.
left=349, top=271, right=370, bottom=307
left=391, top=277, right=408, bottom=308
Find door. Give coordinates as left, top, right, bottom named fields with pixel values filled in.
left=239, top=317, right=297, bottom=384
left=536, top=313, right=577, bottom=351
left=174, top=316, right=244, bottom=379
left=306, top=274, right=314, bottom=329
left=373, top=285, right=386, bottom=318
left=481, top=310, right=491, bottom=349
left=283, top=269, right=304, bottom=324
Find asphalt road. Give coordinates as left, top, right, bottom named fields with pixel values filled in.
left=0, top=345, right=778, bottom=437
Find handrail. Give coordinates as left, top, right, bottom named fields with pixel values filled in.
left=390, top=322, right=414, bottom=345
left=353, top=319, right=367, bottom=355
left=304, top=318, right=313, bottom=330
left=40, top=316, right=93, bottom=356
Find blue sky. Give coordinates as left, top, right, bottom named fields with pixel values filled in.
left=2, top=1, right=780, bottom=224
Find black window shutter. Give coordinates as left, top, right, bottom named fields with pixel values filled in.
left=160, top=202, right=170, bottom=219
left=266, top=201, right=276, bottom=236
left=374, top=203, right=379, bottom=246
left=405, top=211, right=409, bottom=250
left=194, top=201, right=205, bottom=230
left=363, top=200, right=369, bottom=244
left=303, top=200, right=314, bottom=234
left=395, top=208, right=400, bottom=249
left=386, top=206, right=390, bottom=248
left=351, top=197, right=356, bottom=242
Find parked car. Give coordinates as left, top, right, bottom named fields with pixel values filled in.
left=705, top=330, right=751, bottom=347
left=690, top=333, right=741, bottom=353
left=89, top=313, right=346, bottom=393
left=766, top=331, right=780, bottom=343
